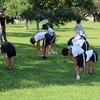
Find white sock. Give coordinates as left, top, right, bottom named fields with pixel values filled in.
left=77, top=75, right=80, bottom=80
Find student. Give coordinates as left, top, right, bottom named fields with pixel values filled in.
left=75, top=19, right=86, bottom=40
left=1, top=42, right=16, bottom=70
left=67, top=35, right=89, bottom=51
left=30, top=32, right=52, bottom=59
left=62, top=46, right=98, bottom=80
left=42, top=24, right=58, bottom=54
left=62, top=46, right=85, bottom=80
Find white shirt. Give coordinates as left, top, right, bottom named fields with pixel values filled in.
left=69, top=46, right=84, bottom=57
left=34, top=32, right=47, bottom=42
left=47, top=27, right=54, bottom=36
left=85, top=50, right=93, bottom=62
left=72, top=35, right=85, bottom=47
left=72, top=38, right=85, bottom=47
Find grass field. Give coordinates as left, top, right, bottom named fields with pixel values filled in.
left=0, top=21, right=100, bottom=100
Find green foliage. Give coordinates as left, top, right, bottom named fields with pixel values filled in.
left=1, top=0, right=97, bottom=28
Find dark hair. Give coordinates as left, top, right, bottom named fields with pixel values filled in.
left=30, top=38, right=35, bottom=44
left=62, top=48, right=69, bottom=56
left=76, top=19, right=81, bottom=24
left=42, top=24, right=48, bottom=30
left=67, top=37, right=74, bottom=46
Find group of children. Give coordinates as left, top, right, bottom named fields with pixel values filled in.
left=30, top=24, right=58, bottom=59
left=0, top=18, right=98, bottom=81
left=30, top=20, right=98, bottom=80
left=62, top=19, right=98, bottom=80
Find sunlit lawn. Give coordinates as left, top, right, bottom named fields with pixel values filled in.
left=0, top=21, right=100, bottom=100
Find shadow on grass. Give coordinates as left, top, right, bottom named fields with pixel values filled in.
left=0, top=42, right=100, bottom=92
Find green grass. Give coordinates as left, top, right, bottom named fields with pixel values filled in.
left=0, top=21, right=100, bottom=100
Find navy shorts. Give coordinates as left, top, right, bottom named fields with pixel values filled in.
left=7, top=50, right=16, bottom=58
left=51, top=35, right=55, bottom=43
left=82, top=41, right=89, bottom=51
left=43, top=33, right=52, bottom=47
left=76, top=52, right=87, bottom=67
left=90, top=50, right=98, bottom=62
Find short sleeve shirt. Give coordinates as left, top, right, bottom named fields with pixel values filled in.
left=47, top=27, right=54, bottom=36
left=72, top=39, right=85, bottom=47
left=69, top=46, right=84, bottom=57
left=34, top=32, right=47, bottom=42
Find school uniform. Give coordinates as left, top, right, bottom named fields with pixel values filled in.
left=71, top=35, right=89, bottom=51
left=69, top=46, right=86, bottom=67
left=34, top=32, right=52, bottom=47
left=47, top=27, right=55, bottom=43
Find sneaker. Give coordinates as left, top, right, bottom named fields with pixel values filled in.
left=88, top=72, right=93, bottom=75
left=76, top=75, right=80, bottom=80
left=41, top=56, right=47, bottom=59
left=52, top=52, right=58, bottom=54
left=43, top=56, right=47, bottom=59
left=48, top=52, right=51, bottom=54
left=7, top=68, right=12, bottom=70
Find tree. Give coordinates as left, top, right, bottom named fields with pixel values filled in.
left=2, top=0, right=96, bottom=31
left=4, top=0, right=31, bottom=29
left=93, top=0, right=100, bottom=21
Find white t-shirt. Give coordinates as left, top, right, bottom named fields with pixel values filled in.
left=68, top=46, right=84, bottom=57
left=72, top=35, right=85, bottom=47
left=34, top=32, right=47, bottom=42
left=85, top=50, right=93, bottom=62
left=72, top=38, right=85, bottom=47
left=47, top=27, right=54, bottom=36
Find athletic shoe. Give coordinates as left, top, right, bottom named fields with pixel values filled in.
left=88, top=72, right=93, bottom=75
left=48, top=52, right=51, bottom=54
left=76, top=75, right=80, bottom=80
left=52, top=52, right=58, bottom=54
left=41, top=56, right=47, bottom=59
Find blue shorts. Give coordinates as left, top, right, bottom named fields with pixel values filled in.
left=90, top=50, right=98, bottom=62
left=43, top=33, right=52, bottom=47
left=76, top=52, right=87, bottom=67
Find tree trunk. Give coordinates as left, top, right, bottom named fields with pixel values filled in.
left=24, top=19, right=28, bottom=30
left=36, top=21, right=40, bottom=33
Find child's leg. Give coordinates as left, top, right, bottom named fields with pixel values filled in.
left=7, top=57, right=14, bottom=69
left=10, top=57, right=14, bottom=69
left=6, top=58, right=11, bottom=69
left=78, top=67, right=82, bottom=75
left=45, top=46, right=49, bottom=57
left=85, top=62, right=89, bottom=73
left=76, top=67, right=82, bottom=80
left=52, top=43, right=57, bottom=52
left=89, top=61, right=95, bottom=73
